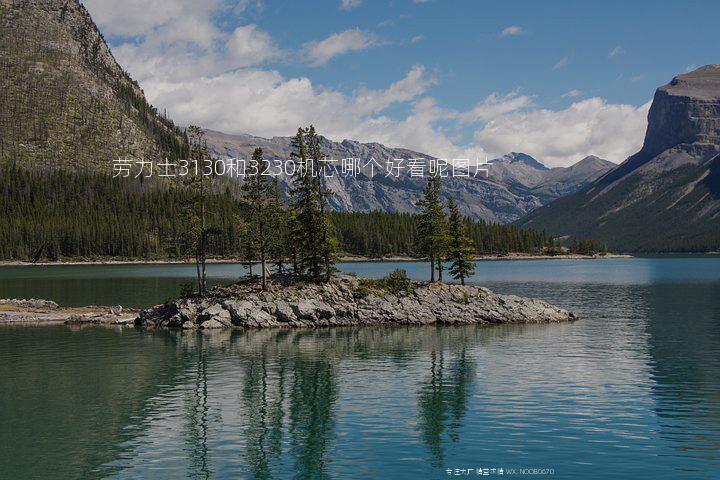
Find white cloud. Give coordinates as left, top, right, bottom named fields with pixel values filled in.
left=500, top=25, right=523, bottom=37
left=303, top=29, right=376, bottom=66
left=84, top=0, right=650, bottom=168
left=410, top=35, right=425, bottom=44
left=561, top=89, right=582, bottom=98
left=553, top=56, right=569, bottom=70
left=458, top=91, right=533, bottom=123
left=474, top=98, right=651, bottom=166
left=226, top=25, right=282, bottom=68
left=340, top=0, right=362, bottom=10
left=608, top=46, right=623, bottom=58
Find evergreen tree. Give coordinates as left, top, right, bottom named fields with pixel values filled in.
left=305, top=125, right=338, bottom=282
left=268, top=179, right=288, bottom=275
left=289, top=126, right=337, bottom=281
left=182, top=125, right=218, bottom=296
left=447, top=196, right=476, bottom=285
left=240, top=147, right=277, bottom=290
left=416, top=175, right=450, bottom=282
left=290, top=127, right=321, bottom=278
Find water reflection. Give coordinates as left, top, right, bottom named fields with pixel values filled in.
left=417, top=346, right=475, bottom=466
left=643, top=284, right=720, bottom=461
left=2, top=283, right=720, bottom=479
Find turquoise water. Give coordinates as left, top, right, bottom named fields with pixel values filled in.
left=1, top=258, right=719, bottom=479
left=1, top=257, right=719, bottom=308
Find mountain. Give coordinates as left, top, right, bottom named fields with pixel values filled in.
left=206, top=130, right=612, bottom=223
left=531, top=155, right=616, bottom=198
left=0, top=0, right=186, bottom=168
left=0, top=0, right=611, bottom=225
left=517, top=65, right=720, bottom=251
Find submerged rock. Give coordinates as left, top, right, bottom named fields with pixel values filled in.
left=135, top=275, right=577, bottom=329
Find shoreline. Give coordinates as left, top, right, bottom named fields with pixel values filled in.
left=0, top=252, right=636, bottom=266
left=0, top=275, right=578, bottom=328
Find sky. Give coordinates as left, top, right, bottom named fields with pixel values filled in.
left=82, top=0, right=719, bottom=167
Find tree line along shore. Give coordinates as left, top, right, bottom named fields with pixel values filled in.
left=0, top=126, right=609, bottom=287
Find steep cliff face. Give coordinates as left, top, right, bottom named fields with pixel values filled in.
left=206, top=130, right=612, bottom=223
left=0, top=0, right=186, bottom=169
left=517, top=65, right=720, bottom=252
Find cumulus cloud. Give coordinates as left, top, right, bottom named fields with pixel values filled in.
left=458, top=91, right=533, bottom=123
left=226, top=25, right=283, bottom=67
left=500, top=25, right=523, bottom=37
left=340, top=0, right=362, bottom=10
left=474, top=98, right=651, bottom=166
left=84, top=0, right=650, bottom=168
left=303, top=29, right=376, bottom=66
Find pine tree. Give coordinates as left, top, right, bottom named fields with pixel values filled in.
left=447, top=196, right=476, bottom=285
left=305, top=125, right=338, bottom=282
left=416, top=174, right=450, bottom=282
left=179, top=126, right=221, bottom=295
left=289, top=126, right=337, bottom=281
left=240, top=147, right=277, bottom=290
left=268, top=179, right=287, bottom=275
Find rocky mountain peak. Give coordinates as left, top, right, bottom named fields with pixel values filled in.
left=641, top=65, right=720, bottom=159
left=499, top=152, right=549, bottom=171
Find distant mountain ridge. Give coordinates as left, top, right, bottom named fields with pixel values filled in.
left=517, top=65, right=720, bottom=251
left=205, top=130, right=614, bottom=223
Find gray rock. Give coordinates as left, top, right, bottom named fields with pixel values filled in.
left=200, top=318, right=225, bottom=329
left=135, top=275, right=578, bottom=330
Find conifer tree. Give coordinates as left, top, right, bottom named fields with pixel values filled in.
left=416, top=174, right=450, bottom=282
left=447, top=196, right=476, bottom=285
left=305, top=125, right=338, bottom=282
left=268, top=179, right=287, bottom=275
left=289, top=126, right=337, bottom=281
left=183, top=125, right=218, bottom=295
left=240, top=147, right=277, bottom=290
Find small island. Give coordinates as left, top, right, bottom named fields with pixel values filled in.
left=135, top=271, right=578, bottom=329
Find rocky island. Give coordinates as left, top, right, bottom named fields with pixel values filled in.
left=135, top=274, right=578, bottom=329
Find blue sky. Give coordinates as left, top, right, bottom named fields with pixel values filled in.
left=83, top=0, right=718, bottom=166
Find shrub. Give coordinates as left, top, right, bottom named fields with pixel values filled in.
left=381, top=269, right=415, bottom=295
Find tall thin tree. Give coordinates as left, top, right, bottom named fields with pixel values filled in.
left=416, top=174, right=450, bottom=282
left=447, top=196, right=476, bottom=285
left=240, top=147, right=279, bottom=290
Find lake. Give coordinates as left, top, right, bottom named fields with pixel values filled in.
left=1, top=258, right=719, bottom=479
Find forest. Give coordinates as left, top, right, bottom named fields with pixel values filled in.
left=0, top=162, right=573, bottom=262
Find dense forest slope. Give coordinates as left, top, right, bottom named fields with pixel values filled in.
left=0, top=163, right=554, bottom=260
left=0, top=0, right=187, bottom=168
left=518, top=65, right=720, bottom=252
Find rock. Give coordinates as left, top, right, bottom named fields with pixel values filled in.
left=274, top=301, right=297, bottom=323
left=290, top=300, right=318, bottom=320
left=197, top=303, right=232, bottom=326
left=134, top=275, right=578, bottom=330
left=109, top=305, right=123, bottom=316
left=200, top=318, right=225, bottom=329
left=0, top=298, right=59, bottom=310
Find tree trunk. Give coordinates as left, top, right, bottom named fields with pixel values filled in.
left=195, top=248, right=202, bottom=295
left=430, top=256, right=435, bottom=283
left=437, top=258, right=443, bottom=283
left=260, top=245, right=267, bottom=291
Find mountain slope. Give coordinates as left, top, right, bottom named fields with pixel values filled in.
left=206, top=130, right=612, bottom=223
left=0, top=0, right=186, bottom=169
left=517, top=65, right=720, bottom=251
